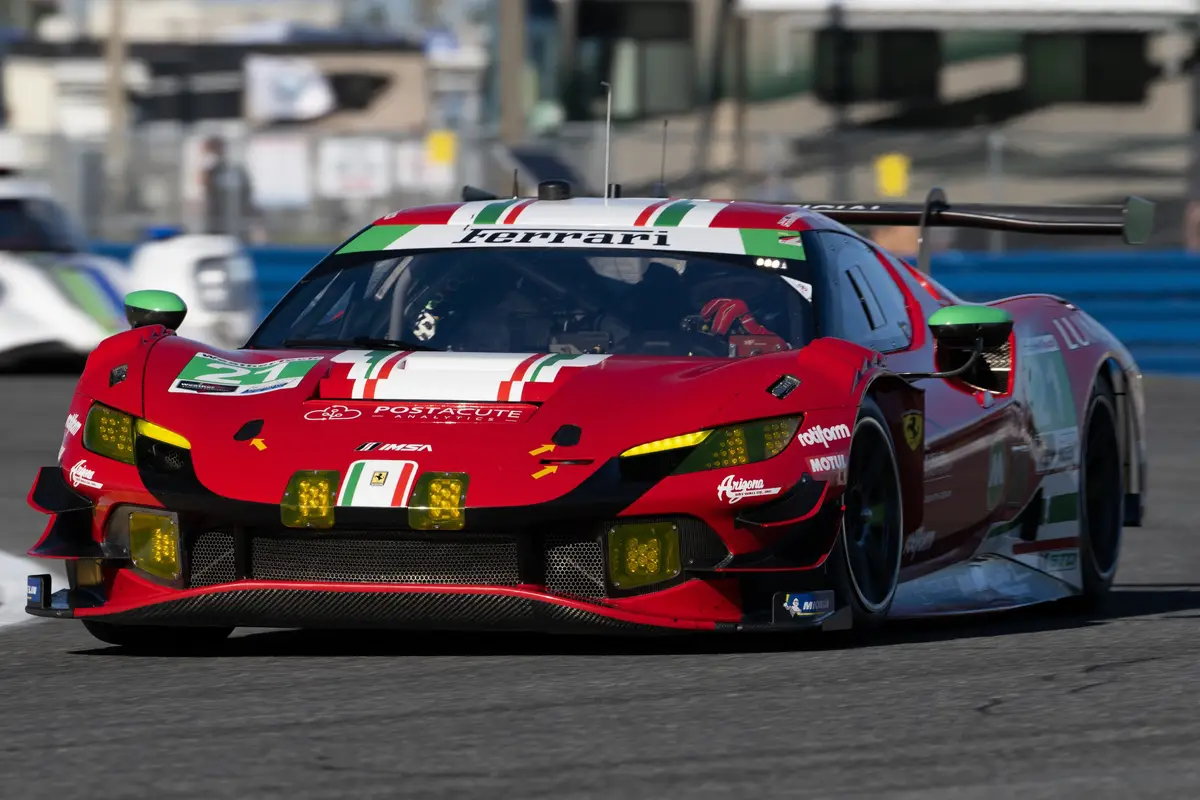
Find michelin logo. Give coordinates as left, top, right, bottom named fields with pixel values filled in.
left=796, top=423, right=851, bottom=449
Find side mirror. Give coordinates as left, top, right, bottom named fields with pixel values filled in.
left=928, top=305, right=1013, bottom=351
left=124, top=289, right=187, bottom=330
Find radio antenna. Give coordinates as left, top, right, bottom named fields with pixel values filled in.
left=655, top=119, right=669, bottom=197
left=601, top=81, right=613, bottom=205
left=512, top=169, right=519, bottom=198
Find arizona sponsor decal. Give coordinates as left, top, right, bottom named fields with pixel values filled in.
left=356, top=442, right=432, bottom=453
left=454, top=227, right=671, bottom=248
left=795, top=422, right=850, bottom=449
left=305, top=404, right=362, bottom=421
left=170, top=353, right=322, bottom=396
left=337, top=460, right=419, bottom=508
left=808, top=453, right=846, bottom=474
left=69, top=459, right=102, bottom=490
left=716, top=475, right=781, bottom=505
left=902, top=411, right=923, bottom=451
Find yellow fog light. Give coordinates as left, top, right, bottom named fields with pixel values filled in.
left=281, top=470, right=339, bottom=529
left=83, top=403, right=136, bottom=464
left=606, top=522, right=681, bottom=590
left=135, top=419, right=191, bottom=449
left=128, top=511, right=181, bottom=582
left=408, top=473, right=470, bottom=531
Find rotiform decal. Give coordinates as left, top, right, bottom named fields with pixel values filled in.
left=796, top=423, right=851, bottom=448
left=454, top=228, right=670, bottom=248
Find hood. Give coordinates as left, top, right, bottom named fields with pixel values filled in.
left=140, top=338, right=861, bottom=508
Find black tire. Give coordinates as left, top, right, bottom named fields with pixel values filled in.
left=827, top=397, right=904, bottom=636
left=1073, top=376, right=1124, bottom=611
left=81, top=620, right=234, bottom=652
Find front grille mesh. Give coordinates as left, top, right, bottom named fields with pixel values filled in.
left=544, top=535, right=606, bottom=598
left=190, top=530, right=236, bottom=587
left=250, top=536, right=521, bottom=586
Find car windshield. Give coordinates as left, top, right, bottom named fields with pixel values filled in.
left=250, top=247, right=817, bottom=358
left=0, top=197, right=87, bottom=253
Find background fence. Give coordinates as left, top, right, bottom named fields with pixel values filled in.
left=19, top=124, right=1196, bottom=249
left=93, top=242, right=1200, bottom=376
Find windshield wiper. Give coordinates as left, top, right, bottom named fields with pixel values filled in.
left=281, top=336, right=441, bottom=352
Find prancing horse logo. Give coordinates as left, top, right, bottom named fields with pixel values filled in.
left=902, top=411, right=923, bottom=451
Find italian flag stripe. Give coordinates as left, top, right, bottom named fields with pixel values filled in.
left=503, top=199, right=537, bottom=223
left=652, top=200, right=696, bottom=227
left=527, top=353, right=574, bottom=382
left=634, top=199, right=673, bottom=226
left=338, top=225, right=416, bottom=254
left=474, top=199, right=520, bottom=225
left=340, top=462, right=366, bottom=506
left=390, top=465, right=415, bottom=506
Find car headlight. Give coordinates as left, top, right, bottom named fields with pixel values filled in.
left=619, top=416, right=802, bottom=476
left=82, top=403, right=191, bottom=466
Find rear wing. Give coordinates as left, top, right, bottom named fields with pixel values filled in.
left=777, top=188, right=1155, bottom=273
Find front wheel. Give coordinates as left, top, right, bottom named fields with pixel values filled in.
left=827, top=398, right=904, bottom=637
left=1072, top=378, right=1124, bottom=611
left=81, top=620, right=234, bottom=652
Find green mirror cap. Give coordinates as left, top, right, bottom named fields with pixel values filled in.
left=1122, top=196, right=1154, bottom=246
left=928, top=305, right=1013, bottom=327
left=124, top=290, right=187, bottom=313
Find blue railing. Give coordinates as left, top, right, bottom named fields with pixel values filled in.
left=94, top=243, right=1200, bottom=376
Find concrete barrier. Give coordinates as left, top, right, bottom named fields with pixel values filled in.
left=92, top=243, right=1200, bottom=375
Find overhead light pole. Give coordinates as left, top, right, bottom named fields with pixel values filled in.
left=104, top=0, right=128, bottom=225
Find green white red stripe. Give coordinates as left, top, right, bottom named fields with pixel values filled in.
left=338, top=460, right=419, bottom=507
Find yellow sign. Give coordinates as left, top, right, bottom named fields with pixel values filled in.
left=875, top=153, right=910, bottom=198
left=531, top=465, right=558, bottom=480
left=371, top=471, right=388, bottom=486
left=250, top=438, right=267, bottom=451
left=425, top=130, right=456, bottom=166
left=529, top=444, right=556, bottom=456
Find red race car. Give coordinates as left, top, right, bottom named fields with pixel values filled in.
left=25, top=183, right=1154, bottom=650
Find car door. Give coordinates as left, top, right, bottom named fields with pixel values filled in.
left=818, top=233, right=1020, bottom=567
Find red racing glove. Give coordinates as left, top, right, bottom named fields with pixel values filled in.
left=701, top=298, right=772, bottom=336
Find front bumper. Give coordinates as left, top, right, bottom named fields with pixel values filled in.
left=26, top=572, right=852, bottom=633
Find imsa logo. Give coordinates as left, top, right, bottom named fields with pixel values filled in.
left=356, top=442, right=433, bottom=453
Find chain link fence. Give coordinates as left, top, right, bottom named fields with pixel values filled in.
left=15, top=124, right=1191, bottom=249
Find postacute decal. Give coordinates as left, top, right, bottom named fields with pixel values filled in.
left=808, top=453, right=847, bottom=474
left=356, top=442, right=432, bottom=453
left=372, top=404, right=529, bottom=423
left=904, top=528, right=935, bottom=556
left=69, top=459, right=102, bottom=490
left=64, top=413, right=81, bottom=436
left=717, top=475, right=781, bottom=505
left=305, top=405, right=362, bottom=421
left=171, top=352, right=322, bottom=396
left=796, top=423, right=851, bottom=449
left=780, top=591, right=835, bottom=618
left=455, top=228, right=670, bottom=248
left=902, top=411, right=923, bottom=451
left=337, top=460, right=418, bottom=508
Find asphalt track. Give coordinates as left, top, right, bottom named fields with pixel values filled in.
left=2, top=374, right=1200, bottom=799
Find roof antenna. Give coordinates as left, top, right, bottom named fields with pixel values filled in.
left=512, top=168, right=519, bottom=198
left=653, top=119, right=669, bottom=197
left=601, top=81, right=613, bottom=205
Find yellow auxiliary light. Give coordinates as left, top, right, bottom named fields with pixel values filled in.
left=607, top=522, right=682, bottom=590
left=281, top=470, right=339, bottom=529
left=83, top=404, right=136, bottom=464
left=408, top=473, right=470, bottom=531
left=128, top=511, right=182, bottom=582
left=135, top=419, right=192, bottom=449
left=620, top=430, right=712, bottom=458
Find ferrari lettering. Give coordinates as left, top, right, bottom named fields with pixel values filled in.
left=69, top=459, right=102, bottom=490
left=454, top=228, right=670, bottom=248
left=717, top=475, right=782, bottom=504
left=796, top=423, right=851, bottom=448
left=809, top=454, right=847, bottom=473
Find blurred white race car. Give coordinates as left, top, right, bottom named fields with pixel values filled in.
left=0, top=178, right=128, bottom=368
